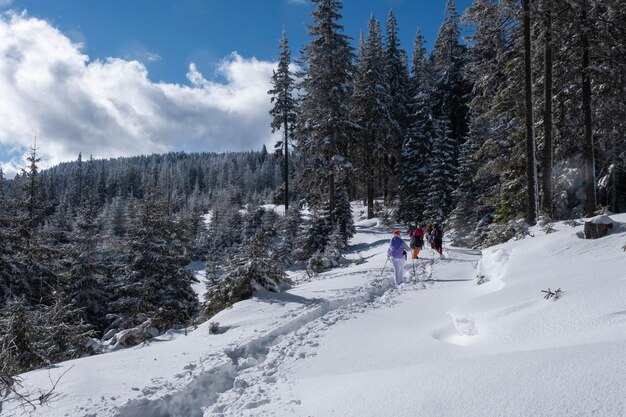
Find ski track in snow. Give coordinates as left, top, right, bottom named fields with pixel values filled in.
left=113, top=253, right=439, bottom=417
left=206, top=261, right=436, bottom=417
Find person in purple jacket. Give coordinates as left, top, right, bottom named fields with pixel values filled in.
left=387, top=230, right=410, bottom=285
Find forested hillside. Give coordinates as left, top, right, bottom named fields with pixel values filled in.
left=0, top=148, right=295, bottom=376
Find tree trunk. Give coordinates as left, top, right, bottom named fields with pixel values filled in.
left=580, top=0, right=596, bottom=215
left=283, top=113, right=289, bottom=212
left=541, top=0, right=553, bottom=218
left=523, top=0, right=538, bottom=225
left=329, top=169, right=335, bottom=225
left=367, top=177, right=374, bottom=219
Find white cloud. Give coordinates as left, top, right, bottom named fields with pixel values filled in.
left=0, top=12, right=278, bottom=176
left=287, top=0, right=309, bottom=5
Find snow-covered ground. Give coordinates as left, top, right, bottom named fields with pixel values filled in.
left=4, top=208, right=626, bottom=417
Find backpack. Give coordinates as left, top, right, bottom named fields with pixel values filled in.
left=389, top=236, right=405, bottom=258
left=410, top=233, right=423, bottom=248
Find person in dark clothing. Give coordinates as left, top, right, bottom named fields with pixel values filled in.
left=433, top=225, right=443, bottom=255
left=409, top=226, right=425, bottom=259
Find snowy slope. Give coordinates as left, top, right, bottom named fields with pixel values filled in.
left=3, top=208, right=626, bottom=417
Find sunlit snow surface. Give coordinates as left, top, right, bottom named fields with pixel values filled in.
left=4, top=206, right=626, bottom=417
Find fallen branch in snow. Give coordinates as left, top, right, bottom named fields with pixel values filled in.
left=476, top=274, right=487, bottom=285
left=541, top=288, right=562, bottom=300
left=564, top=219, right=581, bottom=227
left=1, top=365, right=73, bottom=412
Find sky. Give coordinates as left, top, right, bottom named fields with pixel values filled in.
left=0, top=0, right=472, bottom=177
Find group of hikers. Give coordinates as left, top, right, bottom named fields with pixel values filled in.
left=386, top=224, right=444, bottom=285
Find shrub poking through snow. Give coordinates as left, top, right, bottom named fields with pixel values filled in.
left=477, top=274, right=487, bottom=285
left=484, top=219, right=532, bottom=246
left=208, top=321, right=219, bottom=335
left=541, top=288, right=562, bottom=300
left=564, top=219, right=581, bottom=227
left=542, top=222, right=556, bottom=234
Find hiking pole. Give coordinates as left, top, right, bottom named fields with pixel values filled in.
left=380, top=256, right=390, bottom=277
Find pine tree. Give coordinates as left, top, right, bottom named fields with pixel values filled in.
left=398, top=28, right=432, bottom=225
left=426, top=0, right=471, bottom=221
left=203, top=230, right=289, bottom=318
left=449, top=0, right=509, bottom=245
left=269, top=31, right=297, bottom=212
left=71, top=152, right=84, bottom=210
left=424, top=119, right=457, bottom=224
left=351, top=16, right=391, bottom=219
left=109, top=187, right=198, bottom=333
left=65, top=182, right=110, bottom=333
left=383, top=10, right=411, bottom=202
left=296, top=0, right=354, bottom=239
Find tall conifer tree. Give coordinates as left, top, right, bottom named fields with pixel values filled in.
left=269, top=31, right=297, bottom=212
left=297, top=0, right=355, bottom=245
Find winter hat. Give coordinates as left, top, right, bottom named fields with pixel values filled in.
left=392, top=230, right=401, bottom=236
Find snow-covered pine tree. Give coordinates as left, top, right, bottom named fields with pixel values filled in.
left=397, top=28, right=432, bottom=225
left=203, top=229, right=289, bottom=318
left=448, top=0, right=509, bottom=246
left=427, top=0, right=471, bottom=222
left=269, top=31, right=297, bottom=212
left=109, top=186, right=198, bottom=334
left=469, top=1, right=527, bottom=228
left=65, top=180, right=111, bottom=334
left=70, top=152, right=84, bottom=211
left=296, top=0, right=354, bottom=241
left=383, top=10, right=411, bottom=203
left=13, top=144, right=58, bottom=305
left=592, top=0, right=626, bottom=212
left=424, top=119, right=457, bottom=224
left=278, top=201, right=305, bottom=263
left=351, top=16, right=392, bottom=219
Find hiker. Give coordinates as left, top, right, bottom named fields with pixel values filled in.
left=409, top=226, right=425, bottom=259
left=427, top=225, right=436, bottom=249
left=387, top=230, right=410, bottom=285
left=433, top=225, right=443, bottom=255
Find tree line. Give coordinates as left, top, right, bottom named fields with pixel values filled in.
left=269, top=0, right=626, bottom=248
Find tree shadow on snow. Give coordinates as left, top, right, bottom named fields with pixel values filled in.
left=430, top=278, right=474, bottom=283
left=255, top=289, right=322, bottom=307
left=347, top=239, right=389, bottom=254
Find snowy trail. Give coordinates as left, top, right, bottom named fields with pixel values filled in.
left=207, top=243, right=481, bottom=416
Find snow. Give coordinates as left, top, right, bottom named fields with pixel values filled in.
left=186, top=261, right=208, bottom=299
left=260, top=204, right=286, bottom=216
left=4, top=207, right=626, bottom=417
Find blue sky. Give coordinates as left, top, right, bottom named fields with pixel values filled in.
left=0, top=0, right=473, bottom=175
